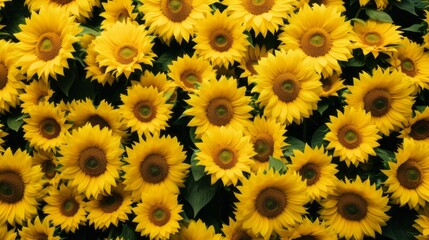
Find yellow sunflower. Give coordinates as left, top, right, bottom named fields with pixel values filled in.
left=119, top=85, right=173, bottom=136
left=122, top=134, right=189, bottom=201
left=167, top=54, right=216, bottom=93
left=414, top=214, right=429, bottom=239
left=319, top=176, right=390, bottom=240
left=345, top=67, right=415, bottom=135
left=133, top=190, right=182, bottom=239
left=288, top=144, right=338, bottom=201
left=0, top=225, right=17, bottom=240
left=85, top=40, right=116, bottom=86
left=24, top=0, right=98, bottom=22
left=324, top=106, right=381, bottom=167
left=18, top=216, right=60, bottom=240
left=352, top=19, right=402, bottom=58
left=172, top=219, right=224, bottom=240
left=14, top=6, right=81, bottom=81
left=320, top=73, right=346, bottom=97
left=43, top=184, right=87, bottom=233
left=252, top=49, right=322, bottom=125
left=223, top=0, right=296, bottom=37
left=22, top=102, right=71, bottom=152
left=279, top=217, right=337, bottom=240
left=86, top=183, right=133, bottom=230
left=19, top=79, right=53, bottom=113
left=424, top=11, right=429, bottom=50
left=400, top=107, right=429, bottom=144
left=0, top=148, right=44, bottom=226
left=0, top=0, right=10, bottom=8
left=297, top=0, right=346, bottom=12
left=100, top=0, right=138, bottom=30
left=193, top=9, right=250, bottom=68
left=238, top=45, right=273, bottom=81
left=195, top=126, right=255, bottom=186
left=235, top=169, right=309, bottom=240
left=278, top=4, right=353, bottom=78
left=383, top=139, right=429, bottom=209
left=244, top=116, right=287, bottom=172
left=139, top=0, right=215, bottom=44
left=0, top=124, right=8, bottom=153
left=32, top=150, right=60, bottom=186
left=221, top=217, right=260, bottom=240
left=93, top=21, right=156, bottom=79
left=58, top=124, right=124, bottom=199
left=131, top=70, right=177, bottom=101
left=358, top=0, right=389, bottom=10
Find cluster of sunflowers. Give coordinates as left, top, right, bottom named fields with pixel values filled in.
left=1, top=0, right=429, bottom=239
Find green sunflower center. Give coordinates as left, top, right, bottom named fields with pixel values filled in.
left=397, top=160, right=422, bottom=189
left=36, top=32, right=62, bottom=62
left=40, top=118, right=61, bottom=139
left=86, top=114, right=111, bottom=130
left=100, top=192, right=123, bottom=213
left=150, top=206, right=171, bottom=226
left=0, top=62, right=8, bottom=90
left=337, top=192, right=368, bottom=221
left=410, top=120, right=429, bottom=140
left=210, top=30, right=233, bottom=52
left=116, top=45, right=137, bottom=64
left=140, top=154, right=169, bottom=183
left=338, top=126, right=362, bottom=149
left=255, top=187, right=286, bottom=218
left=215, top=148, right=238, bottom=169
left=363, top=88, right=392, bottom=117
left=301, top=28, right=332, bottom=57
left=299, top=163, right=320, bottom=186
left=41, top=160, right=57, bottom=180
left=180, top=70, right=201, bottom=89
left=61, top=198, right=79, bottom=217
left=231, top=231, right=252, bottom=240
left=273, top=73, right=301, bottom=103
left=79, top=147, right=107, bottom=177
left=0, top=171, right=24, bottom=203
left=253, top=136, right=274, bottom=163
left=161, top=0, right=191, bottom=22
left=401, top=58, right=416, bottom=77
left=134, top=101, right=157, bottom=122
left=207, top=97, right=234, bottom=126
left=363, top=32, right=382, bottom=46
left=243, top=0, right=274, bottom=15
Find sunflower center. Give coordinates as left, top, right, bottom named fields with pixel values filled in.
left=255, top=187, right=286, bottom=218
left=0, top=63, right=8, bottom=90
left=214, top=148, right=238, bottom=169
left=37, top=92, right=49, bottom=103
left=321, top=77, right=332, bottom=92
left=273, top=73, right=301, bottom=103
left=60, top=198, right=79, bottom=217
left=410, top=120, right=429, bottom=140
left=245, top=59, right=258, bottom=75
left=363, top=32, right=382, bottom=46
left=0, top=171, right=24, bottom=204
left=116, top=45, right=137, bottom=64
left=41, top=160, right=57, bottom=179
left=363, top=88, right=392, bottom=117
left=338, top=192, right=367, bottom=221
left=79, top=147, right=107, bottom=177
left=140, top=154, right=169, bottom=183
left=86, top=115, right=110, bottom=129
left=36, top=234, right=49, bottom=240
left=206, top=97, right=234, bottom=126
left=117, top=9, right=130, bottom=22
left=231, top=231, right=252, bottom=240
left=100, top=192, right=123, bottom=213
left=299, top=163, right=320, bottom=186
left=150, top=206, right=171, bottom=226
left=253, top=135, right=274, bottom=162
left=397, top=160, right=422, bottom=189
left=243, top=0, right=274, bottom=15
left=301, top=28, right=332, bottom=57
left=134, top=101, right=157, bottom=122
left=161, top=0, right=191, bottom=22
left=210, top=29, right=233, bottom=52
left=36, top=32, right=62, bottom=61
left=338, top=126, right=362, bottom=149
left=295, top=236, right=318, bottom=240
left=180, top=70, right=201, bottom=88
left=51, top=0, right=73, bottom=4
left=40, top=118, right=61, bottom=139
left=401, top=58, right=416, bottom=77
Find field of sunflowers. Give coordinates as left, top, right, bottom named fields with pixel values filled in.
left=1, top=0, right=429, bottom=239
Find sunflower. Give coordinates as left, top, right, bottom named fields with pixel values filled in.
left=279, top=217, right=337, bottom=240
left=18, top=216, right=60, bottom=240
left=131, top=70, right=177, bottom=101
left=172, top=219, right=224, bottom=240
left=324, top=106, right=380, bottom=167
left=223, top=0, right=296, bottom=37
left=0, top=225, right=16, bottom=240
left=238, top=45, right=273, bottom=81
left=58, top=124, right=124, bottom=199
left=100, top=0, right=138, bottom=30
left=319, top=176, right=390, bottom=240
left=278, top=4, right=353, bottom=78
left=122, top=134, right=189, bottom=201
left=167, top=54, right=216, bottom=92
left=288, top=144, right=338, bottom=201
left=93, top=21, right=156, bottom=79
left=0, top=0, right=10, bottom=8
left=414, top=214, right=429, bottom=239
left=86, top=183, right=133, bottom=230
left=358, top=0, right=389, bottom=10
left=193, top=9, right=250, bottom=68
left=19, top=79, right=53, bottom=113
left=383, top=139, right=429, bottom=209
left=352, top=19, right=402, bottom=58
left=43, top=183, right=87, bottom=233
left=184, top=76, right=252, bottom=137
left=139, top=0, right=215, bottom=44
left=345, top=67, right=415, bottom=135
left=244, top=116, right=287, bottom=172
left=320, top=73, right=346, bottom=97
left=0, top=124, right=8, bottom=153
left=133, top=190, right=182, bottom=239
left=32, top=150, right=60, bottom=186
left=221, top=217, right=260, bottom=240
left=119, top=85, right=173, bottom=136
left=0, top=148, right=44, bottom=226
left=85, top=40, right=116, bottom=86
left=297, top=0, right=346, bottom=12
left=235, top=169, right=309, bottom=240
left=400, top=107, right=429, bottom=144
left=24, top=0, right=98, bottom=22
left=195, top=126, right=255, bottom=186
left=424, top=11, right=429, bottom=50
left=14, top=6, right=81, bottom=81
left=252, top=49, right=322, bottom=125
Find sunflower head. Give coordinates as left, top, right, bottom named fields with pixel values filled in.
left=100, top=0, right=139, bottom=30
left=19, top=216, right=60, bottom=240
left=400, top=107, right=429, bottom=144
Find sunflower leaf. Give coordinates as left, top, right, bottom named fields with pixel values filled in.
left=402, top=23, right=424, bottom=33
left=191, top=152, right=206, bottom=181
left=375, top=148, right=395, bottom=163
left=268, top=156, right=287, bottom=174
left=365, top=9, right=393, bottom=23
left=283, top=136, right=305, bottom=157
left=394, top=0, right=417, bottom=16
left=311, top=124, right=328, bottom=148
left=183, top=176, right=219, bottom=217
left=120, top=225, right=138, bottom=240
left=7, top=113, right=26, bottom=132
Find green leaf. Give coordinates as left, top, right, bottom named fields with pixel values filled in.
left=120, top=225, right=138, bottom=240
left=311, top=124, right=328, bottom=148
left=345, top=57, right=366, bottom=67
left=375, top=148, right=395, bottom=163
left=183, top=176, right=219, bottom=217
left=7, top=113, right=27, bottom=132
left=58, top=64, right=77, bottom=97
left=382, top=205, right=417, bottom=239
left=191, top=151, right=206, bottom=181
left=402, top=23, right=424, bottom=33
left=156, top=51, right=179, bottom=72
left=78, top=25, right=100, bottom=36
left=394, top=0, right=417, bottom=16
left=317, top=102, right=329, bottom=115
left=365, top=9, right=393, bottom=23
left=268, top=156, right=287, bottom=174
left=283, top=136, right=305, bottom=157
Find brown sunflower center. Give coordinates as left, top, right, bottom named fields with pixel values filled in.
left=37, top=92, right=49, bottom=103
left=363, top=88, right=392, bottom=117
left=243, top=0, right=274, bottom=15
left=299, top=163, right=320, bottom=186
left=338, top=192, right=368, bottom=221
left=209, top=29, right=233, bottom=52
left=397, top=160, right=422, bottom=189
left=60, top=198, right=79, bottom=217
left=253, top=135, right=274, bottom=162
left=321, top=77, right=332, bottom=92
left=51, top=0, right=73, bottom=5
left=338, top=125, right=362, bottom=149
left=0, top=63, right=8, bottom=90
left=273, top=73, right=301, bottom=103
left=206, top=97, right=234, bottom=126
left=401, top=58, right=416, bottom=77
left=41, top=160, right=57, bottom=179
left=301, top=28, right=332, bottom=57
left=100, top=191, right=123, bottom=213
left=86, top=115, right=110, bottom=129
left=117, top=9, right=130, bottom=22
left=295, top=236, right=318, bottom=240
left=134, top=101, right=157, bottom=122
left=0, top=171, right=24, bottom=204
left=409, top=120, right=429, bottom=140
left=140, top=154, right=169, bottom=183
left=214, top=148, right=238, bottom=169
left=231, top=231, right=252, bottom=240
left=116, top=45, right=137, bottom=64
left=40, top=118, right=61, bottom=139
left=36, top=32, right=62, bottom=61
left=161, top=0, right=192, bottom=22
left=363, top=32, right=382, bottom=46
left=255, top=187, right=286, bottom=218
left=149, top=206, right=171, bottom=226
left=79, top=147, right=107, bottom=176
left=36, top=234, right=49, bottom=240
left=180, top=70, right=201, bottom=88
